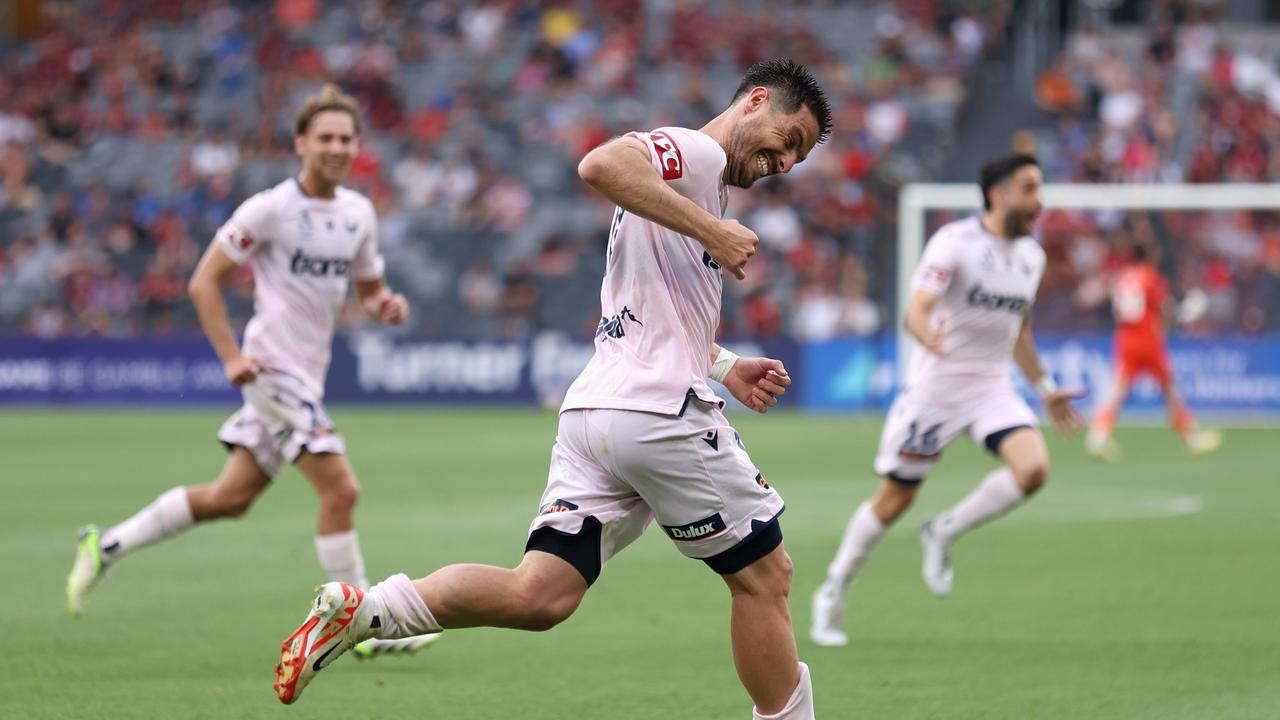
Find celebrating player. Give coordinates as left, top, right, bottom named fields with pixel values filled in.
left=66, top=84, right=434, bottom=657
left=269, top=59, right=830, bottom=719
left=811, top=154, right=1084, bottom=647
left=1085, top=242, right=1222, bottom=460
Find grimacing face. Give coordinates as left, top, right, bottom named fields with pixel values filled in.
left=997, top=164, right=1044, bottom=238
left=725, top=87, right=820, bottom=189
left=295, top=110, right=358, bottom=186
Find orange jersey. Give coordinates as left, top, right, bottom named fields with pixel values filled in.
left=1111, top=264, right=1168, bottom=347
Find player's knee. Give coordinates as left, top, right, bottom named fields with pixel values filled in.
left=217, top=489, right=257, bottom=518
left=1017, top=461, right=1049, bottom=495
left=514, top=587, right=582, bottom=632
left=321, top=475, right=360, bottom=514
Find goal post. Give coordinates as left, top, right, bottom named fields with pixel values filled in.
left=895, top=183, right=1280, bottom=379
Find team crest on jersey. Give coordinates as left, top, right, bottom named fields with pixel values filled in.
left=922, top=265, right=950, bottom=286
left=344, top=217, right=359, bottom=235
left=650, top=130, right=684, bottom=180
left=223, top=223, right=255, bottom=251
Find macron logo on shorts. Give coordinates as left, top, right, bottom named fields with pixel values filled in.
left=650, top=130, right=684, bottom=180
left=663, top=513, right=727, bottom=541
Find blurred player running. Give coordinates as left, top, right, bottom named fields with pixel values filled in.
left=811, top=154, right=1084, bottom=647
left=66, top=84, right=436, bottom=657
left=269, top=59, right=830, bottom=719
left=1085, top=242, right=1222, bottom=460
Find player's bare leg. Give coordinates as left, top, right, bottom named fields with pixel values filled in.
left=724, top=544, right=813, bottom=719
left=812, top=479, right=916, bottom=646
left=1087, top=373, right=1129, bottom=461
left=274, top=552, right=584, bottom=702
left=1162, top=384, right=1222, bottom=456
left=411, top=551, right=587, bottom=630
left=922, top=428, right=1047, bottom=597
left=68, top=447, right=266, bottom=615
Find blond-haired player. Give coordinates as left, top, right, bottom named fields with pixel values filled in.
left=269, top=59, right=830, bottom=719
left=66, top=84, right=435, bottom=657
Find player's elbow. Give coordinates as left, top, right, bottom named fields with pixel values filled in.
left=577, top=151, right=607, bottom=186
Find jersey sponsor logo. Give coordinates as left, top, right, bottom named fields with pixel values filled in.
left=595, top=305, right=643, bottom=340
left=291, top=249, right=353, bottom=277
left=539, top=498, right=579, bottom=515
left=650, top=130, right=684, bottom=180
left=663, top=513, right=728, bottom=541
left=966, top=284, right=1029, bottom=313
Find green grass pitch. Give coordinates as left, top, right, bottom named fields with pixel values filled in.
left=2, top=408, right=1277, bottom=719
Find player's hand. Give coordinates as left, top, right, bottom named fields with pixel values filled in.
left=224, top=355, right=267, bottom=387
left=1044, top=389, right=1086, bottom=436
left=723, top=357, right=791, bottom=414
left=378, top=293, right=410, bottom=325
left=702, top=219, right=759, bottom=280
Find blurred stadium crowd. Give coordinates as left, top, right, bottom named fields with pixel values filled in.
left=0, top=0, right=1277, bottom=341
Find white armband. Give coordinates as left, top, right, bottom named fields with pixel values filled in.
left=710, top=348, right=740, bottom=384
left=1035, top=375, right=1059, bottom=398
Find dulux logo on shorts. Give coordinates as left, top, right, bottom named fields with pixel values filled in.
left=663, top=513, right=727, bottom=541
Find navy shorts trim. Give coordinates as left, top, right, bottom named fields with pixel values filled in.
left=703, top=509, right=785, bottom=575
left=526, top=516, right=604, bottom=586
left=983, top=424, right=1034, bottom=456
left=886, top=471, right=923, bottom=486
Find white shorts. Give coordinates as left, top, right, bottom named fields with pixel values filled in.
left=873, top=384, right=1038, bottom=482
left=527, top=400, right=785, bottom=584
left=216, top=371, right=346, bottom=479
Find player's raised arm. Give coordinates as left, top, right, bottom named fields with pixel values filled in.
left=1013, top=313, right=1083, bottom=435
left=189, top=242, right=258, bottom=386
left=578, top=136, right=758, bottom=279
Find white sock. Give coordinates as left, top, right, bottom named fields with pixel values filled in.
left=935, top=467, right=1025, bottom=544
left=366, top=572, right=442, bottom=639
left=825, top=501, right=887, bottom=587
left=100, top=487, right=194, bottom=563
left=315, top=530, right=369, bottom=588
left=753, top=662, right=814, bottom=720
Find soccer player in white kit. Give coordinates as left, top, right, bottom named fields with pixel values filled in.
left=269, top=59, right=830, bottom=719
left=810, top=155, right=1085, bottom=647
left=65, top=84, right=434, bottom=656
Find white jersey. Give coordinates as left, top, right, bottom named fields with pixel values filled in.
left=562, top=126, right=730, bottom=416
left=214, top=178, right=384, bottom=397
left=906, top=216, right=1045, bottom=402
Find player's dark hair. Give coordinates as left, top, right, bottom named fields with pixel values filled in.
left=295, top=83, right=362, bottom=137
left=979, top=154, right=1039, bottom=211
left=731, top=58, right=832, bottom=144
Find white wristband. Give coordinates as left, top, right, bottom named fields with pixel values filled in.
left=710, top=348, right=740, bottom=384
left=1035, top=375, right=1059, bottom=398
